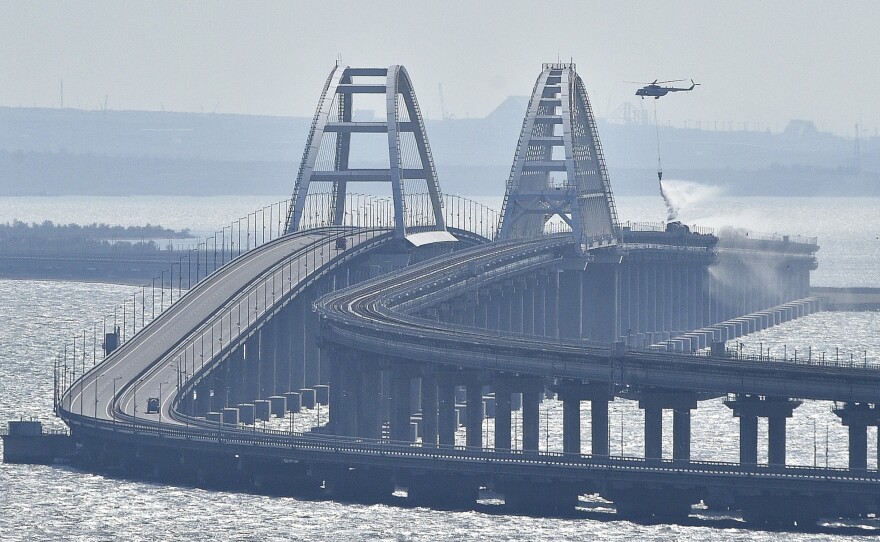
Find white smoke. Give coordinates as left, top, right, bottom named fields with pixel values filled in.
left=658, top=179, right=724, bottom=222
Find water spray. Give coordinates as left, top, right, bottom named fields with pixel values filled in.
left=653, top=99, right=677, bottom=222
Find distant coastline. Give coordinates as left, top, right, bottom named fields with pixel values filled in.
left=0, top=105, right=877, bottom=198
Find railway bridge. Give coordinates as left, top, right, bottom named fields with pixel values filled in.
left=53, top=63, right=880, bottom=527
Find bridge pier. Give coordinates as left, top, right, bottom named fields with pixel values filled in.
left=544, top=271, right=558, bottom=339
left=420, top=371, right=439, bottom=447
left=494, top=380, right=512, bottom=451
left=492, top=377, right=543, bottom=451
left=557, top=271, right=582, bottom=340
left=437, top=379, right=457, bottom=447
left=555, top=381, right=612, bottom=456
left=638, top=389, right=698, bottom=461
left=834, top=402, right=880, bottom=470
left=521, top=276, right=534, bottom=335
left=357, top=363, right=382, bottom=439
left=725, top=394, right=801, bottom=466
left=389, top=370, right=414, bottom=442
left=466, top=378, right=483, bottom=448
left=522, top=388, right=541, bottom=453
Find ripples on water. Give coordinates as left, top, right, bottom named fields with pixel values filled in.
left=2, top=195, right=880, bottom=540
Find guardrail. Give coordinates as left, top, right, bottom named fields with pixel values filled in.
left=61, top=411, right=880, bottom=487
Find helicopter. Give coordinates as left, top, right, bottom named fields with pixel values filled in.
left=630, top=79, right=700, bottom=99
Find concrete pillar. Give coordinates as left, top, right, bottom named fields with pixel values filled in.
left=303, top=291, right=320, bottom=387
left=421, top=376, right=438, bottom=447
left=522, top=284, right=535, bottom=335
left=725, top=395, right=800, bottom=467
left=390, top=373, right=411, bottom=442
left=848, top=424, right=868, bottom=471
left=465, top=381, right=483, bottom=448
left=644, top=407, right=663, bottom=460
left=544, top=273, right=558, bottom=339
left=834, top=403, right=878, bottom=470
left=499, top=290, right=512, bottom=332
left=357, top=363, right=381, bottom=439
left=437, top=381, right=456, bottom=447
left=522, top=390, right=540, bottom=453
left=639, top=389, right=698, bottom=461
left=533, top=277, right=546, bottom=337
left=768, top=415, right=787, bottom=466
left=562, top=398, right=581, bottom=454
left=591, top=398, right=609, bottom=456
left=288, top=298, right=306, bottom=392
left=739, top=414, right=758, bottom=465
left=476, top=291, right=489, bottom=329
left=494, top=381, right=512, bottom=451
left=558, top=271, right=582, bottom=340
left=672, top=408, right=691, bottom=461
left=487, top=295, right=501, bottom=332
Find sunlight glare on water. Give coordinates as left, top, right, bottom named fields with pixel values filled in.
left=1, top=195, right=880, bottom=540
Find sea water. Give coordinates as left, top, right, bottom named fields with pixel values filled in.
left=1, top=195, right=879, bottom=540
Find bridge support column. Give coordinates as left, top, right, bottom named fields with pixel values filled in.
left=521, top=280, right=534, bottom=335
left=557, top=271, right=582, bottom=340
left=421, top=373, right=438, bottom=447
left=738, top=413, right=759, bottom=465
left=389, top=372, right=412, bottom=442
left=475, top=290, right=489, bottom=329
left=591, top=395, right=609, bottom=457
left=834, top=402, right=879, bottom=470
left=545, top=272, right=558, bottom=339
left=556, top=381, right=612, bottom=456
left=288, top=297, right=306, bottom=392
left=672, top=408, right=691, bottom=462
left=725, top=394, right=801, bottom=466
left=437, top=380, right=456, bottom=447
left=465, top=379, right=483, bottom=448
left=638, top=389, right=698, bottom=461
left=522, top=389, right=541, bottom=453
left=767, top=414, right=787, bottom=466
left=487, top=293, right=501, bottom=332
left=357, top=362, right=382, bottom=439
left=643, top=406, right=663, bottom=460
left=561, top=397, right=581, bottom=454
left=499, top=288, right=512, bottom=333
left=533, top=274, right=546, bottom=336
left=494, top=380, right=512, bottom=451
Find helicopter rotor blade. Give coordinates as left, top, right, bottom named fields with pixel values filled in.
left=655, top=79, right=688, bottom=84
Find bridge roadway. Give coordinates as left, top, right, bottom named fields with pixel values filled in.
left=318, top=235, right=880, bottom=404
left=57, top=227, right=880, bottom=515
left=61, top=226, right=391, bottom=427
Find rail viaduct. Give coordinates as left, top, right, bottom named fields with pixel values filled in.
left=54, top=63, right=880, bottom=528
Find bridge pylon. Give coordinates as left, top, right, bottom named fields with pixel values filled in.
left=497, top=63, right=619, bottom=250
left=285, top=64, right=454, bottom=245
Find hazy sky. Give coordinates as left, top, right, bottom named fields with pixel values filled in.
left=2, top=1, right=878, bottom=136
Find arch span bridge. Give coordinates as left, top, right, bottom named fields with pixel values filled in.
left=57, top=63, right=879, bottom=528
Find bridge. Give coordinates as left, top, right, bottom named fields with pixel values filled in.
left=51, top=63, right=880, bottom=528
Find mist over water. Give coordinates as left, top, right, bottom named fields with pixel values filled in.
left=1, top=195, right=880, bottom=540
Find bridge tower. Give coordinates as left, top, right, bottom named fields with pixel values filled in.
left=285, top=64, right=453, bottom=244
left=497, top=63, right=619, bottom=249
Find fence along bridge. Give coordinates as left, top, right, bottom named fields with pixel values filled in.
left=54, top=63, right=880, bottom=528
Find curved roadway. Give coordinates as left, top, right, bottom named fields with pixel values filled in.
left=60, top=226, right=391, bottom=427
left=318, top=237, right=880, bottom=403
left=56, top=228, right=880, bottom=504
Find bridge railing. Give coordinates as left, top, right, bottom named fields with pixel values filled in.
left=54, top=196, right=309, bottom=410
left=62, top=411, right=880, bottom=483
